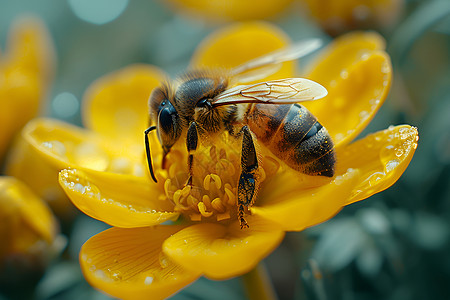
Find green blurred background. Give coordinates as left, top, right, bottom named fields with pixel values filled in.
left=0, top=0, right=449, bottom=299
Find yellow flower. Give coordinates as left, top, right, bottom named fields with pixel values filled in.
left=20, top=22, right=417, bottom=299
left=0, top=177, right=63, bottom=289
left=1, top=17, right=73, bottom=220
left=164, top=0, right=294, bottom=22
left=299, top=0, right=404, bottom=35
left=0, top=16, right=55, bottom=159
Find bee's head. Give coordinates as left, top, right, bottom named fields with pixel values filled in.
left=148, top=83, right=182, bottom=153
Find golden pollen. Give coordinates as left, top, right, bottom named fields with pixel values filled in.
left=157, top=134, right=278, bottom=225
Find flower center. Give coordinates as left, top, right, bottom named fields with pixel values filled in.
left=156, top=133, right=280, bottom=224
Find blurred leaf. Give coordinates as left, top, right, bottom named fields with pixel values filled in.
left=35, top=262, right=82, bottom=300
left=355, top=245, right=383, bottom=277
left=299, top=259, right=327, bottom=300
left=409, top=213, right=449, bottom=250
left=356, top=208, right=391, bottom=235
left=172, top=276, right=246, bottom=300
left=389, top=0, right=450, bottom=63
left=68, top=215, right=111, bottom=261
left=311, top=219, right=367, bottom=271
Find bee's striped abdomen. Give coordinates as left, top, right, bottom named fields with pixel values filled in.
left=246, top=103, right=335, bottom=177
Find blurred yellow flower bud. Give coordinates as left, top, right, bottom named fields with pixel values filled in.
left=299, top=0, right=404, bottom=35
left=0, top=16, right=55, bottom=159
left=0, top=177, right=65, bottom=291
left=164, top=0, right=294, bottom=22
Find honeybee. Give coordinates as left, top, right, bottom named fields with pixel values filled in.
left=145, top=38, right=336, bottom=228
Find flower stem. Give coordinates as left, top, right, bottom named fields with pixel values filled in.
left=242, top=262, right=278, bottom=300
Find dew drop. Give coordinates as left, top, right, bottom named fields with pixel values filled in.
left=368, top=172, right=384, bottom=186
left=144, top=276, right=154, bottom=285
left=41, top=141, right=67, bottom=157
left=159, top=252, right=169, bottom=269
left=361, top=53, right=370, bottom=61
left=385, top=159, right=400, bottom=173
left=340, top=70, right=349, bottom=79
left=359, top=110, right=369, bottom=120
left=334, top=175, right=344, bottom=185
left=399, top=128, right=410, bottom=140
left=335, top=133, right=345, bottom=142
left=94, top=269, right=106, bottom=279
left=74, top=183, right=86, bottom=194
left=381, top=63, right=390, bottom=74
left=111, top=271, right=122, bottom=281
left=395, top=148, right=404, bottom=157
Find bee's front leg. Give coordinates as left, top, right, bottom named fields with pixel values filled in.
left=238, top=126, right=259, bottom=229
left=186, top=121, right=198, bottom=186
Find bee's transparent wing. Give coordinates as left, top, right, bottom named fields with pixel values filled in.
left=231, top=38, right=323, bottom=83
left=212, top=78, right=328, bottom=107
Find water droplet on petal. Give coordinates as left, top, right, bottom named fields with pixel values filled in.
left=368, top=172, right=384, bottom=186
left=359, top=110, right=369, bottom=121
left=74, top=183, right=86, bottom=194
left=385, top=159, right=400, bottom=173
left=159, top=252, right=169, bottom=269
left=381, top=63, right=390, bottom=74
left=41, top=140, right=67, bottom=157
left=111, top=271, right=122, bottom=281
left=144, top=275, right=154, bottom=285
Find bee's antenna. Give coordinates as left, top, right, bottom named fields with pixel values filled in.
left=144, top=126, right=158, bottom=183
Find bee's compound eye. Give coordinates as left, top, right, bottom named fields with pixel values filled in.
left=159, top=106, right=176, bottom=134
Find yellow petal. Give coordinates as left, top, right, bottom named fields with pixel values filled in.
left=166, top=0, right=294, bottom=21
left=23, top=118, right=147, bottom=176
left=22, top=118, right=110, bottom=171
left=336, top=125, right=419, bottom=205
left=59, top=169, right=178, bottom=228
left=306, top=51, right=392, bottom=146
left=80, top=226, right=200, bottom=300
left=5, top=136, right=77, bottom=220
left=0, top=17, right=55, bottom=158
left=0, top=177, right=57, bottom=245
left=190, top=22, right=295, bottom=82
left=5, top=16, right=55, bottom=83
left=163, top=220, right=284, bottom=279
left=251, top=168, right=359, bottom=231
left=306, top=31, right=386, bottom=84
left=82, top=64, right=166, bottom=145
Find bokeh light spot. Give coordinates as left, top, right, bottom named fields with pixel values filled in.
left=52, top=92, right=79, bottom=118
left=68, top=0, right=129, bottom=25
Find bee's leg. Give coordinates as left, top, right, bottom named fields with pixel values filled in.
left=238, top=126, right=258, bottom=229
left=186, top=121, right=198, bottom=186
